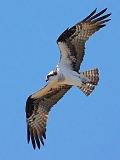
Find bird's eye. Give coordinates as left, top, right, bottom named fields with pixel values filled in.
left=53, top=71, right=57, bottom=75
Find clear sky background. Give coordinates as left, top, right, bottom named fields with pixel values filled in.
left=0, top=0, right=119, bottom=160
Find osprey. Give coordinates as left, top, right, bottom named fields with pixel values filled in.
left=25, top=8, right=111, bottom=149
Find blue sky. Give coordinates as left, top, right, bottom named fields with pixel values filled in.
left=0, top=0, right=120, bottom=160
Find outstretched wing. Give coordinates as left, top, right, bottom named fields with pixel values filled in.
left=26, top=83, right=71, bottom=149
left=57, top=8, right=111, bottom=71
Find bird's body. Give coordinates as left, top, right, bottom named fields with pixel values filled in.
left=25, top=8, right=111, bottom=149
left=47, top=65, right=88, bottom=87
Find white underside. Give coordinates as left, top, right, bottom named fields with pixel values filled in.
left=56, top=42, right=90, bottom=87
left=32, top=65, right=90, bottom=99
left=48, top=65, right=90, bottom=88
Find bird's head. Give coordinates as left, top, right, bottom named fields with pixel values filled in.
left=46, top=70, right=57, bottom=82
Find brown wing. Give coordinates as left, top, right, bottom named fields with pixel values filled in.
left=57, top=8, right=111, bottom=71
left=26, top=83, right=71, bottom=149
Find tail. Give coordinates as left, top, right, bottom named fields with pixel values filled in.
left=78, top=68, right=99, bottom=96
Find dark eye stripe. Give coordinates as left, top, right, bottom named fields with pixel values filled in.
left=47, top=71, right=57, bottom=79
left=53, top=71, right=57, bottom=75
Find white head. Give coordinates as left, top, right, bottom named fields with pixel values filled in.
left=46, top=70, right=58, bottom=82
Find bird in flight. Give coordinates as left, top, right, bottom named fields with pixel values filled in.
left=25, top=8, right=111, bottom=149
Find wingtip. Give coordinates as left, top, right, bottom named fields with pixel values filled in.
left=91, top=8, right=97, bottom=15
left=109, top=13, right=112, bottom=16
left=37, top=142, right=40, bottom=149
left=27, top=125, right=30, bottom=144
left=94, top=8, right=97, bottom=12
left=92, top=8, right=107, bottom=14
left=99, top=24, right=106, bottom=29
left=100, top=8, right=110, bottom=15
left=101, top=8, right=112, bottom=16
left=107, top=13, right=112, bottom=17
left=35, top=133, right=41, bottom=149
left=27, top=136, right=30, bottom=144
left=103, top=8, right=107, bottom=12
left=104, top=19, right=111, bottom=23
left=42, top=131, right=46, bottom=139
left=27, top=138, right=30, bottom=144
left=32, top=142, right=36, bottom=150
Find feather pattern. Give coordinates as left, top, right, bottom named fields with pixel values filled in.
left=26, top=84, right=71, bottom=149
left=57, top=8, right=111, bottom=71
left=25, top=8, right=111, bottom=149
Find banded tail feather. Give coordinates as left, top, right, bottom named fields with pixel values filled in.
left=82, top=68, right=99, bottom=85
left=79, top=68, right=99, bottom=96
